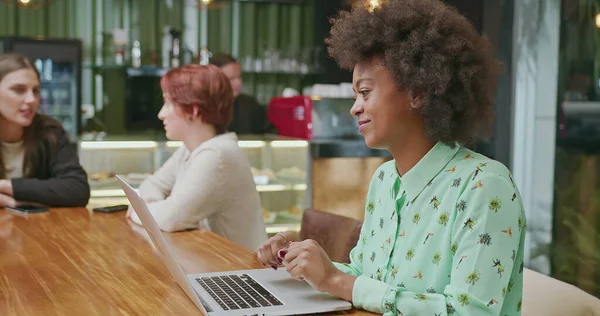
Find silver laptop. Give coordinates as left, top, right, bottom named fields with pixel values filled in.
left=116, top=175, right=352, bottom=316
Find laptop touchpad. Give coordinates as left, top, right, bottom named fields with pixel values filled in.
left=268, top=278, right=315, bottom=292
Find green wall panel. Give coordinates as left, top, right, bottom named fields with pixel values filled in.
left=137, top=1, right=159, bottom=63
left=0, top=5, right=17, bottom=36
left=238, top=2, right=258, bottom=58
left=206, top=4, right=233, bottom=54
left=0, top=0, right=94, bottom=48
left=0, top=0, right=315, bottom=62
left=17, top=7, right=46, bottom=37
left=46, top=0, right=71, bottom=38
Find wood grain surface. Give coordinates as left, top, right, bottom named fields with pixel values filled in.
left=0, top=208, right=375, bottom=316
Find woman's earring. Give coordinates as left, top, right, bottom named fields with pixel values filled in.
left=187, top=116, right=193, bottom=122
left=410, top=97, right=422, bottom=109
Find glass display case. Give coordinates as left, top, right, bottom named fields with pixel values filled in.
left=79, top=135, right=308, bottom=235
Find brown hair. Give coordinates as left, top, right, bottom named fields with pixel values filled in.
left=326, top=0, right=502, bottom=146
left=160, top=64, right=233, bottom=134
left=0, top=53, right=64, bottom=179
left=209, top=53, right=238, bottom=68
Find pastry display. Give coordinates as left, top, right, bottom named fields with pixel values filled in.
left=81, top=140, right=307, bottom=235
left=251, top=167, right=277, bottom=184
left=276, top=167, right=306, bottom=181
left=262, top=207, right=277, bottom=224
left=89, top=172, right=116, bottom=181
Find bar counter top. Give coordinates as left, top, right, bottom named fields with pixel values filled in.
left=78, top=133, right=391, bottom=158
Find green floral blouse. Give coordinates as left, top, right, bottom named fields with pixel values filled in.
left=334, top=142, right=526, bottom=316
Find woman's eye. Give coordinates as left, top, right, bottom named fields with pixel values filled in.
left=11, top=87, right=26, bottom=94
left=353, top=89, right=370, bottom=100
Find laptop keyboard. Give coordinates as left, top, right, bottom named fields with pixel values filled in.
left=196, top=274, right=283, bottom=311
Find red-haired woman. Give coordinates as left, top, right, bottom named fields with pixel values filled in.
left=127, top=64, right=267, bottom=250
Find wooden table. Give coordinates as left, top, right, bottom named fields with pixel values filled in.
left=0, top=208, right=375, bottom=315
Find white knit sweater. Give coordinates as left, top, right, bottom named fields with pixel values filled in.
left=130, top=132, right=267, bottom=250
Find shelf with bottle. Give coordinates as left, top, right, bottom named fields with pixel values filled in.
left=239, top=46, right=324, bottom=76
left=41, top=108, right=75, bottom=117
left=40, top=78, right=74, bottom=84
left=82, top=63, right=127, bottom=70
left=243, top=70, right=321, bottom=76
left=82, top=63, right=169, bottom=76
left=82, top=63, right=320, bottom=77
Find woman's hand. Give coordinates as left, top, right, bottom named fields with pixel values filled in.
left=0, top=180, right=13, bottom=196
left=125, top=205, right=135, bottom=218
left=0, top=193, right=16, bottom=208
left=281, top=239, right=343, bottom=293
left=257, top=231, right=297, bottom=268
left=125, top=198, right=156, bottom=219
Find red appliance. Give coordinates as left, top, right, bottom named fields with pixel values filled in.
left=267, top=96, right=313, bottom=140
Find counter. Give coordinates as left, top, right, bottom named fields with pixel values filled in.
left=306, top=137, right=391, bottom=221
left=78, top=134, right=390, bottom=234
left=79, top=134, right=308, bottom=236
left=309, top=137, right=391, bottom=158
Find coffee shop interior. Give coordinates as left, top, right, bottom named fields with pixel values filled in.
left=1, top=0, right=403, bottom=235
left=3, top=0, right=600, bottom=314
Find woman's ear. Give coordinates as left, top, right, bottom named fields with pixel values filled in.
left=409, top=91, right=423, bottom=110
left=192, top=106, right=200, bottom=120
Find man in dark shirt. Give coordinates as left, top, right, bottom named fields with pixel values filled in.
left=210, top=53, right=275, bottom=134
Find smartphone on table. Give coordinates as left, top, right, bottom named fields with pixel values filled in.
left=92, top=204, right=129, bottom=213
left=6, top=205, right=50, bottom=216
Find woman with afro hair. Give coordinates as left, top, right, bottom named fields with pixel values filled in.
left=257, top=1, right=526, bottom=315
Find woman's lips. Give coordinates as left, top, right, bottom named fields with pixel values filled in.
left=358, top=120, right=370, bottom=133
left=20, top=109, right=34, bottom=117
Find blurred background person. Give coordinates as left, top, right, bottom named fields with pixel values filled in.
left=210, top=53, right=276, bottom=135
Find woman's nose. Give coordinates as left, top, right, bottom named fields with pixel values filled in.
left=24, top=90, right=37, bottom=103
left=157, top=105, right=166, bottom=120
left=350, top=99, right=363, bottom=117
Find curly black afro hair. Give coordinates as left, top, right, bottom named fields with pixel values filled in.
left=326, top=0, right=502, bottom=146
